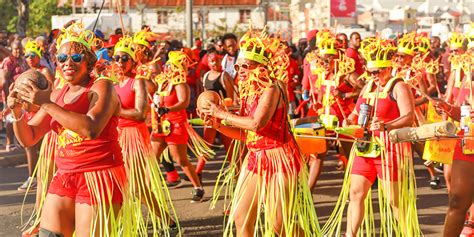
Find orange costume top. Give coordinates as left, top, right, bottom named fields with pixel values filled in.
left=51, top=82, right=123, bottom=173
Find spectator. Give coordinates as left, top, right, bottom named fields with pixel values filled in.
left=0, top=40, right=28, bottom=151
left=221, top=33, right=239, bottom=80
left=337, top=33, right=349, bottom=49
left=345, top=32, right=364, bottom=76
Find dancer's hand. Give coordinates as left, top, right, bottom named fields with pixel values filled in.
left=16, top=79, right=52, bottom=106
left=6, top=83, right=22, bottom=110
left=200, top=100, right=224, bottom=119
left=369, top=117, right=385, bottom=132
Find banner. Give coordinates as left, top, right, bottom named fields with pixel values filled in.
left=331, top=0, right=356, bottom=18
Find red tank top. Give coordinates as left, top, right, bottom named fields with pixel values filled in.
left=242, top=96, right=291, bottom=151
left=162, top=86, right=187, bottom=123
left=115, top=77, right=144, bottom=127
left=51, top=82, right=123, bottom=173
left=320, top=74, right=355, bottom=119
left=355, top=78, right=402, bottom=135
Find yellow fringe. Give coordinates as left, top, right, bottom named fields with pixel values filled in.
left=117, top=126, right=180, bottom=236
left=184, top=123, right=216, bottom=161
left=210, top=139, right=242, bottom=210
left=322, top=132, right=421, bottom=236
left=21, top=131, right=58, bottom=231
left=223, top=142, right=320, bottom=236
left=83, top=165, right=127, bottom=237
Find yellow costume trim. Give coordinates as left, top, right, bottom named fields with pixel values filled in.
left=56, top=22, right=100, bottom=50
left=114, top=36, right=136, bottom=61
left=165, top=51, right=191, bottom=85
left=360, top=38, right=396, bottom=69
left=397, top=32, right=417, bottom=56
left=25, top=40, right=43, bottom=58
left=118, top=126, right=180, bottom=236
left=449, top=32, right=465, bottom=50
left=21, top=131, right=57, bottom=232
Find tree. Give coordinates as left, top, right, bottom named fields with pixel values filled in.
left=15, top=0, right=29, bottom=36
left=0, top=0, right=17, bottom=32
left=28, top=0, right=71, bottom=36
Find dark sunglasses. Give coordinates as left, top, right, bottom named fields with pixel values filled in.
left=113, top=55, right=131, bottom=63
left=25, top=53, right=37, bottom=59
left=57, top=53, right=84, bottom=63
left=367, top=69, right=385, bottom=76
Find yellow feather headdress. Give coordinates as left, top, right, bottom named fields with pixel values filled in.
left=56, top=22, right=98, bottom=50
left=25, top=40, right=43, bottom=58
left=360, top=37, right=397, bottom=69
left=114, top=36, right=136, bottom=61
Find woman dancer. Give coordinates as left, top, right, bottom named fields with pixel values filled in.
left=113, top=36, right=177, bottom=235
left=10, top=23, right=126, bottom=236
left=151, top=50, right=205, bottom=202
left=323, top=38, right=420, bottom=236
left=200, top=27, right=319, bottom=236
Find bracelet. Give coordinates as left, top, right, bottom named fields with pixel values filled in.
left=11, top=109, right=25, bottom=122
left=223, top=113, right=231, bottom=125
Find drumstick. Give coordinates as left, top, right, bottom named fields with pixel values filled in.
left=335, top=98, right=348, bottom=122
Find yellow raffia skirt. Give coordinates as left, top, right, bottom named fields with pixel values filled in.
left=322, top=132, right=421, bottom=236
left=118, top=124, right=179, bottom=236
left=219, top=140, right=320, bottom=236
left=21, top=131, right=58, bottom=232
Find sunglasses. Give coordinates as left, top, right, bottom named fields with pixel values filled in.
left=57, top=53, right=84, bottom=63
left=113, top=55, right=131, bottom=63
left=234, top=63, right=253, bottom=72
left=25, top=53, right=37, bottom=59
left=367, top=69, right=385, bottom=76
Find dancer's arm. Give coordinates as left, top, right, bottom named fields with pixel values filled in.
left=201, top=84, right=280, bottom=132
left=119, top=79, right=148, bottom=121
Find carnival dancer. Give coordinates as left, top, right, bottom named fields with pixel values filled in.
left=442, top=32, right=468, bottom=193
left=323, top=37, right=421, bottom=236
left=199, top=26, right=319, bottom=236
left=112, top=36, right=178, bottom=235
left=17, top=41, right=55, bottom=192
left=195, top=49, right=235, bottom=177
left=9, top=23, right=126, bottom=236
left=151, top=50, right=206, bottom=202
left=393, top=32, right=441, bottom=189
left=434, top=27, right=474, bottom=237
left=301, top=30, right=362, bottom=189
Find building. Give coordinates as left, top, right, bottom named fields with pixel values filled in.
left=54, top=0, right=291, bottom=43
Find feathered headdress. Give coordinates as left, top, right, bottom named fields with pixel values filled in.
left=56, top=22, right=98, bottom=50
left=114, top=36, right=136, bottom=61
left=360, top=37, right=397, bottom=69
left=25, top=40, right=43, bottom=58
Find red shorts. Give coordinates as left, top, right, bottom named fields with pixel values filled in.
left=351, top=152, right=399, bottom=183
left=151, top=122, right=189, bottom=145
left=453, top=140, right=474, bottom=163
left=48, top=168, right=124, bottom=205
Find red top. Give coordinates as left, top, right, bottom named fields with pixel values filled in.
left=115, top=77, right=143, bottom=127
left=51, top=82, right=123, bottom=173
left=345, top=47, right=364, bottom=76
left=286, top=57, right=299, bottom=101
left=162, top=86, right=187, bottom=123
left=241, top=94, right=301, bottom=174
left=1, top=56, right=28, bottom=81
left=355, top=79, right=402, bottom=132
left=319, top=74, right=355, bottom=121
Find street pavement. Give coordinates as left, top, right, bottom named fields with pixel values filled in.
left=0, top=147, right=448, bottom=236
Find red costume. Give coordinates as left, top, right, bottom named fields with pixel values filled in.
left=48, top=82, right=125, bottom=204
left=351, top=78, right=410, bottom=182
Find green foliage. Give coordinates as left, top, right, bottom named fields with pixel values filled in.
left=28, top=0, right=71, bottom=35
left=0, top=0, right=16, bottom=31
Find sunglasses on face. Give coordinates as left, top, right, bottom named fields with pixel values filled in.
left=56, top=53, right=84, bottom=63
left=113, top=55, right=131, bottom=63
left=367, top=69, right=385, bottom=76
left=234, top=63, right=253, bottom=72
left=25, top=53, right=37, bottom=59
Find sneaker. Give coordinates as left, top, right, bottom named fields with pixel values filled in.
left=166, top=179, right=181, bottom=188
left=429, top=176, right=441, bottom=189
left=18, top=177, right=36, bottom=192
left=191, top=187, right=205, bottom=203
left=423, top=160, right=434, bottom=167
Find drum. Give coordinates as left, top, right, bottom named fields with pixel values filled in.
left=292, top=118, right=327, bottom=155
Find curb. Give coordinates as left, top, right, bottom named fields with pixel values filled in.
left=0, top=150, right=26, bottom=167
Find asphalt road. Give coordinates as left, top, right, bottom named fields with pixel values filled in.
left=0, top=148, right=448, bottom=236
